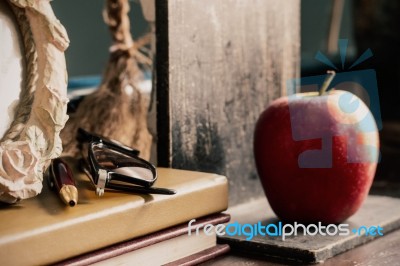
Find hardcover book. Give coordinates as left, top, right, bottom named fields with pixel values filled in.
left=0, top=167, right=228, bottom=265
left=165, top=245, right=230, bottom=266
left=58, top=213, right=230, bottom=265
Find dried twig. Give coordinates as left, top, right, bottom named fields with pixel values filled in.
left=61, top=0, right=153, bottom=160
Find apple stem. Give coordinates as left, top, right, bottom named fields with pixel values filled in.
left=319, top=70, right=336, bottom=96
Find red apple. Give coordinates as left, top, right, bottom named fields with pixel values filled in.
left=254, top=90, right=379, bottom=224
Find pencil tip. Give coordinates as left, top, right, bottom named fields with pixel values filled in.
left=60, top=185, right=79, bottom=207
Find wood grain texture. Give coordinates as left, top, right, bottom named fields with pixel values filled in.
left=201, top=229, right=400, bottom=266
left=218, top=195, right=400, bottom=264
left=156, top=0, right=300, bottom=205
left=201, top=188, right=400, bottom=265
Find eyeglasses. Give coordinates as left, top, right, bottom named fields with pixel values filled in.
left=77, top=128, right=176, bottom=196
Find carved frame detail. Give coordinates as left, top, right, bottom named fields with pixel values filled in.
left=0, top=0, right=69, bottom=203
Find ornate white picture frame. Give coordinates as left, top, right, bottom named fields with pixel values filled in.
left=0, top=0, right=69, bottom=203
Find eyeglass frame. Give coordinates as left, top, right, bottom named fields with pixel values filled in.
left=77, top=128, right=158, bottom=196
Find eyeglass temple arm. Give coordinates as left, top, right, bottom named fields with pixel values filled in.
left=107, top=183, right=176, bottom=195
left=110, top=173, right=154, bottom=187
left=77, top=128, right=140, bottom=156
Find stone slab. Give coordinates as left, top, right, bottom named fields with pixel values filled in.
left=219, top=195, right=400, bottom=263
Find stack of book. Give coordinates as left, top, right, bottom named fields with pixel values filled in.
left=58, top=213, right=230, bottom=266
left=0, top=167, right=230, bottom=265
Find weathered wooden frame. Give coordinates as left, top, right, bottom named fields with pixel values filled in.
left=155, top=0, right=300, bottom=205
left=0, top=0, right=69, bottom=203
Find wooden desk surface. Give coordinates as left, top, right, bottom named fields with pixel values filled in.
left=202, top=228, right=400, bottom=266
left=201, top=181, right=400, bottom=266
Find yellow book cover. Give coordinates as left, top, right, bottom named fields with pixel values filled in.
left=0, top=167, right=228, bottom=265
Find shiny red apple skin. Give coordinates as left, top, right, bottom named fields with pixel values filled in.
left=254, top=90, right=379, bottom=224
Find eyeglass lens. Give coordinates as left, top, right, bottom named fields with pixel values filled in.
left=92, top=143, right=154, bottom=181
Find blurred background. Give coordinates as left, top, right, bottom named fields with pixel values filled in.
left=52, top=0, right=356, bottom=77
left=52, top=0, right=400, bottom=193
